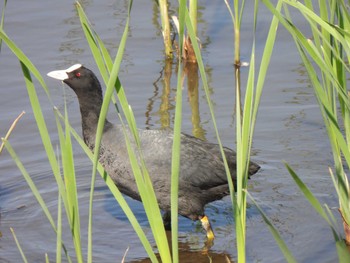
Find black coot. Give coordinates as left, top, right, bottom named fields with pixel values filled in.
left=47, top=64, right=260, bottom=242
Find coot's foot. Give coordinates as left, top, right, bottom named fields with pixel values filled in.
left=200, top=215, right=215, bottom=241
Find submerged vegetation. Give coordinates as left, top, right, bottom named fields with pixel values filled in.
left=1, top=0, right=350, bottom=262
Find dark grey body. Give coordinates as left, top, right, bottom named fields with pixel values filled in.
left=87, top=121, right=259, bottom=220
left=50, top=65, right=260, bottom=222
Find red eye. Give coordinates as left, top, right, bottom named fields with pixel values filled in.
left=75, top=72, right=81, bottom=77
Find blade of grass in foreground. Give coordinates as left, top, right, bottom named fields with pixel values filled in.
left=223, top=2, right=247, bottom=258
left=0, top=31, right=69, bottom=212
left=282, top=1, right=350, bottom=230
left=77, top=2, right=165, bottom=262
left=168, top=1, right=187, bottom=261
left=158, top=0, right=173, bottom=58
left=246, top=191, right=297, bottom=263
left=270, top=1, right=350, bottom=257
left=1, top=30, right=86, bottom=262
left=224, top=0, right=281, bottom=260
left=56, top=192, right=62, bottom=263
left=75, top=2, right=109, bottom=86
left=0, top=30, right=52, bottom=99
left=2, top=139, right=73, bottom=263
left=0, top=0, right=7, bottom=52
left=3, top=140, right=57, bottom=229
left=76, top=1, right=171, bottom=261
left=10, top=228, right=28, bottom=263
left=54, top=109, right=158, bottom=262
left=286, top=163, right=330, bottom=222
left=68, top=4, right=163, bottom=259
left=1, top=5, right=165, bottom=261
left=0, top=111, right=25, bottom=154
left=55, top=104, right=83, bottom=262
left=285, top=163, right=350, bottom=262
left=76, top=1, right=139, bottom=154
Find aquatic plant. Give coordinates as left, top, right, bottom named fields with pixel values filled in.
left=1, top=0, right=184, bottom=262
left=1, top=1, right=160, bottom=262
left=0, top=0, right=272, bottom=261
left=262, top=0, right=350, bottom=261
left=157, top=0, right=173, bottom=59
left=5, top=0, right=349, bottom=262
left=224, top=0, right=296, bottom=261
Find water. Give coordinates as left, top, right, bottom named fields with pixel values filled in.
left=0, top=0, right=340, bottom=262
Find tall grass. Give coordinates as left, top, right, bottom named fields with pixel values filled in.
left=171, top=1, right=292, bottom=261
left=1, top=0, right=277, bottom=262
left=0, top=0, right=194, bottom=261
left=260, top=0, right=350, bottom=261
left=0, top=0, right=7, bottom=52
left=5, top=0, right=349, bottom=262
left=0, top=113, right=27, bottom=259
left=1, top=1, right=166, bottom=262
left=222, top=1, right=287, bottom=261
left=157, top=0, right=173, bottom=58
left=0, top=111, right=25, bottom=154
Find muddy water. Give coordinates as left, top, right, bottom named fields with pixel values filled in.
left=0, top=0, right=340, bottom=262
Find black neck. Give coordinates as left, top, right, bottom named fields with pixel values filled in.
left=74, top=83, right=111, bottom=144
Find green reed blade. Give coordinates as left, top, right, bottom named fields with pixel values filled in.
left=10, top=228, right=28, bottom=263
left=286, top=163, right=331, bottom=222
left=55, top=107, right=83, bottom=262
left=285, top=0, right=350, bottom=55
left=75, top=2, right=109, bottom=85
left=246, top=191, right=297, bottom=263
left=0, top=30, right=52, bottom=99
left=285, top=163, right=350, bottom=262
left=3, top=140, right=56, bottom=231
left=158, top=0, right=173, bottom=58
left=55, top=109, right=158, bottom=262
left=3, top=127, right=72, bottom=263
left=76, top=0, right=172, bottom=261
left=56, top=193, right=62, bottom=263
left=0, top=31, right=69, bottom=210
left=168, top=1, right=187, bottom=261
left=0, top=0, right=7, bottom=51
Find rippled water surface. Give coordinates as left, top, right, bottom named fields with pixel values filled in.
left=0, top=1, right=341, bottom=262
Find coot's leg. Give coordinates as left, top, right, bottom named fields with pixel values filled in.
left=199, top=215, right=215, bottom=241
left=163, top=211, right=171, bottom=230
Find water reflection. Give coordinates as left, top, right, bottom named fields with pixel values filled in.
left=130, top=231, right=233, bottom=263
left=147, top=60, right=206, bottom=140
left=146, top=59, right=174, bottom=129
left=185, top=62, right=206, bottom=140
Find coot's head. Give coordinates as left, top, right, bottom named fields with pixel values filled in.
left=47, top=64, right=102, bottom=97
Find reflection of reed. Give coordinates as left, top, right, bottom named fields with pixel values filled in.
left=148, top=60, right=207, bottom=140
left=130, top=230, right=232, bottom=263
left=185, top=62, right=206, bottom=140
left=145, top=60, right=173, bottom=130
left=159, top=59, right=173, bottom=129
